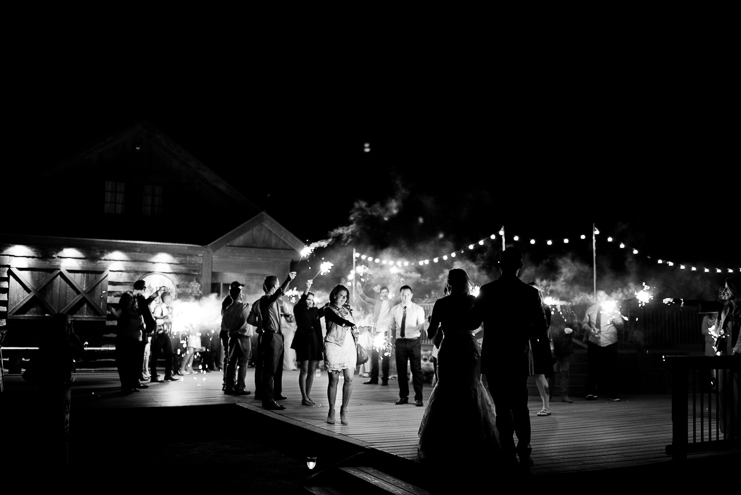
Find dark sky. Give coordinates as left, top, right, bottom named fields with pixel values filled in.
left=5, top=31, right=738, bottom=291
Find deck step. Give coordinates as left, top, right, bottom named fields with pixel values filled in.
left=305, top=465, right=431, bottom=495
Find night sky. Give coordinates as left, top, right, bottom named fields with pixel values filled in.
left=5, top=31, right=738, bottom=301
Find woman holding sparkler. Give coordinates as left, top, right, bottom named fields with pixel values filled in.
left=418, top=269, right=501, bottom=472
left=665, top=276, right=740, bottom=438
left=292, top=279, right=325, bottom=406
left=323, top=284, right=359, bottom=425
left=529, top=282, right=554, bottom=416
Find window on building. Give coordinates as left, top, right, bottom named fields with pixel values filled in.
left=142, top=184, right=163, bottom=217
left=104, top=181, right=125, bottom=214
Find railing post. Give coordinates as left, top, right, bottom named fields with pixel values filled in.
left=668, top=357, right=688, bottom=462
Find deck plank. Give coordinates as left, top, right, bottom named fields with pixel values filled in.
left=1, top=367, right=724, bottom=477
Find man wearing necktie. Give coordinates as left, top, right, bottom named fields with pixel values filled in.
left=389, top=285, right=428, bottom=406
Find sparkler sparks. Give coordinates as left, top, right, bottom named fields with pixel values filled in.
left=311, top=261, right=334, bottom=280
left=635, top=283, right=653, bottom=307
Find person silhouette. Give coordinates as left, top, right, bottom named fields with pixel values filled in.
left=466, top=247, right=548, bottom=473
left=418, top=269, right=501, bottom=475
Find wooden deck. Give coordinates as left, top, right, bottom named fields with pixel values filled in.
left=1, top=367, right=731, bottom=478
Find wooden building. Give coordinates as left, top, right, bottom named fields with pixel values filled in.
left=0, top=122, right=304, bottom=363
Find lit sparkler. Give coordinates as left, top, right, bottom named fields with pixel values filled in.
left=600, top=299, right=628, bottom=322
left=311, top=261, right=334, bottom=280
left=544, top=296, right=566, bottom=307
left=471, top=285, right=481, bottom=298
left=635, top=283, right=653, bottom=307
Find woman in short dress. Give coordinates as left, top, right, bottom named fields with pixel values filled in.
left=323, top=284, right=359, bottom=425
left=292, top=279, right=325, bottom=406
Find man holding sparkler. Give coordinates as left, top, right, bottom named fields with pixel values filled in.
left=583, top=290, right=624, bottom=401
left=365, top=286, right=393, bottom=385
left=253, top=270, right=296, bottom=410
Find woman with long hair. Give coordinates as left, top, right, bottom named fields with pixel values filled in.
left=323, top=284, right=359, bottom=425
left=292, top=279, right=325, bottom=406
left=112, top=291, right=144, bottom=393
left=418, top=269, right=501, bottom=473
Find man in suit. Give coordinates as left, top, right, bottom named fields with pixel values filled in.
left=364, top=286, right=393, bottom=385
left=132, top=280, right=161, bottom=389
left=389, top=285, right=428, bottom=407
left=467, top=247, right=547, bottom=472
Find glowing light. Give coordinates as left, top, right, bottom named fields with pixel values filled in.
left=667, top=262, right=674, bottom=267
left=513, top=236, right=519, bottom=241
left=60, top=248, right=84, bottom=257
left=547, top=240, right=552, bottom=245
left=353, top=251, right=360, bottom=258
left=564, top=239, right=569, bottom=244
left=594, top=228, right=600, bottom=235
left=374, top=258, right=380, bottom=263
left=499, top=229, right=504, bottom=236
left=425, top=260, right=430, bottom=264
left=469, top=244, right=475, bottom=250
left=716, top=268, right=722, bottom=273
left=490, top=234, right=496, bottom=240
left=607, top=237, right=613, bottom=242
left=404, top=262, right=409, bottom=266
left=150, top=252, right=175, bottom=263
left=704, top=268, right=710, bottom=273
left=418, top=261, right=424, bottom=266
left=433, top=258, right=439, bottom=263
left=300, top=246, right=314, bottom=258
left=544, top=296, right=566, bottom=307
left=382, top=260, right=387, bottom=264
left=479, top=240, right=484, bottom=246
left=730, top=269, right=734, bottom=273
left=658, top=259, right=663, bottom=264
left=451, top=253, right=456, bottom=258
left=691, top=267, right=696, bottom=271
left=635, top=283, right=653, bottom=307
left=471, top=285, right=481, bottom=298
left=442, top=256, right=448, bottom=260
left=530, top=239, right=535, bottom=245
left=581, top=235, right=586, bottom=240
left=619, top=243, right=625, bottom=248
left=361, top=255, right=367, bottom=260
left=311, top=261, right=334, bottom=280
left=680, top=265, right=685, bottom=270
left=633, top=249, right=639, bottom=254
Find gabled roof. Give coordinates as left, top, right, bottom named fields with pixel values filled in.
left=208, top=211, right=306, bottom=254
left=37, top=120, right=255, bottom=206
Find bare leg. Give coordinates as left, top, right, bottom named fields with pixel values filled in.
left=535, top=374, right=551, bottom=413
left=298, top=360, right=309, bottom=402
left=341, top=367, right=353, bottom=425
left=327, top=370, right=339, bottom=423
left=305, top=360, right=318, bottom=403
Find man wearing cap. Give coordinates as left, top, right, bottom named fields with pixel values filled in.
left=466, top=247, right=548, bottom=473
left=253, top=270, right=296, bottom=410
left=132, top=280, right=162, bottom=389
left=220, top=281, right=243, bottom=390
left=222, top=282, right=252, bottom=395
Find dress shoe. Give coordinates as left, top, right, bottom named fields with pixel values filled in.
left=264, top=401, right=286, bottom=411
left=137, top=383, right=149, bottom=389
left=276, top=394, right=288, bottom=401
left=234, top=390, right=251, bottom=396
left=395, top=398, right=409, bottom=405
left=224, top=388, right=235, bottom=395
left=585, top=394, right=597, bottom=400
left=415, top=400, right=424, bottom=407
left=561, top=396, right=573, bottom=403
left=165, top=376, right=180, bottom=381
left=363, top=380, right=378, bottom=385
left=150, top=376, right=163, bottom=382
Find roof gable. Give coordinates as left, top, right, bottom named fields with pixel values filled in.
left=37, top=121, right=254, bottom=205
left=209, top=211, right=305, bottom=253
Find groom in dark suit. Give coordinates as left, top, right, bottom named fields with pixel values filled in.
left=467, top=247, right=547, bottom=472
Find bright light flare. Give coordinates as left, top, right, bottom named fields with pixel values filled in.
left=471, top=285, right=481, bottom=298
left=300, top=246, right=313, bottom=258
left=635, top=283, right=653, bottom=307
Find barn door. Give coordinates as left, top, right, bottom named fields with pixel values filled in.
left=7, top=267, right=109, bottom=320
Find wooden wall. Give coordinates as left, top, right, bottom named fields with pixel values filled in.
left=0, top=237, right=204, bottom=346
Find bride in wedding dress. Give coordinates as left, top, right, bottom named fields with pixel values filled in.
left=417, top=269, right=502, bottom=472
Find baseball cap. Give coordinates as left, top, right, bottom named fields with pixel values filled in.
left=230, top=281, right=244, bottom=289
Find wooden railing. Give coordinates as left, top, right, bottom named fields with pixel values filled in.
left=664, top=355, right=741, bottom=461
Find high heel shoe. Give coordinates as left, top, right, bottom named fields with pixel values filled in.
left=340, top=406, right=348, bottom=425
left=327, top=409, right=336, bottom=424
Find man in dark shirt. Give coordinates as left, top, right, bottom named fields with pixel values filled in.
left=253, top=270, right=296, bottom=410
left=466, top=247, right=547, bottom=472
left=133, top=280, right=161, bottom=389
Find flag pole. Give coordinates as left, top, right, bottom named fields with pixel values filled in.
left=352, top=247, right=356, bottom=305
left=592, top=223, right=597, bottom=299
